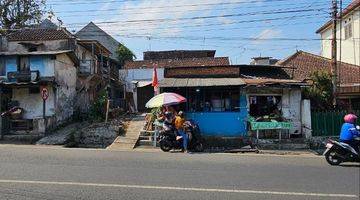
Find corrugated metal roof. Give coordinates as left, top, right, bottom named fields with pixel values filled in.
left=159, top=78, right=246, bottom=87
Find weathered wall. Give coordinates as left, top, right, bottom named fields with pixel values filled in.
left=0, top=55, right=55, bottom=77
left=29, top=56, right=55, bottom=77
left=6, top=40, right=72, bottom=52
left=301, top=99, right=312, bottom=139
left=54, top=53, right=77, bottom=123
left=282, top=88, right=302, bottom=135
left=12, top=86, right=55, bottom=119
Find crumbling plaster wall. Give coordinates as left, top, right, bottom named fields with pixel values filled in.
left=7, top=40, right=71, bottom=52
left=54, top=54, right=77, bottom=123
left=282, top=88, right=302, bottom=135
left=12, top=86, right=55, bottom=119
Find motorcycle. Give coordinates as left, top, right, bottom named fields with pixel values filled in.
left=159, top=120, right=204, bottom=152
left=324, top=126, right=360, bottom=165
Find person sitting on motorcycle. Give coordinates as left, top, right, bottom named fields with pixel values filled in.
left=340, top=114, right=360, bottom=152
left=163, top=111, right=175, bottom=132
left=175, top=111, right=189, bottom=153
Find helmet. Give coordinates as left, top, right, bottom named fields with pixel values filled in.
left=164, top=111, right=173, bottom=119
left=344, top=114, right=358, bottom=123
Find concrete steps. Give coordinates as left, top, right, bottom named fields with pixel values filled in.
left=107, top=116, right=145, bottom=150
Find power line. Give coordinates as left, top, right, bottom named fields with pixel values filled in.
left=55, top=1, right=328, bottom=18
left=49, top=0, right=289, bottom=7
left=65, top=8, right=326, bottom=25
left=67, top=13, right=328, bottom=34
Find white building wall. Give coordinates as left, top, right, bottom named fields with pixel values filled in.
left=301, top=99, right=312, bottom=139
left=282, top=88, right=302, bottom=135
left=120, top=68, right=165, bottom=91
left=320, top=9, right=360, bottom=66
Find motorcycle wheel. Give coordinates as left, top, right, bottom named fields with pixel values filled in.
left=159, top=140, right=172, bottom=152
left=325, top=149, right=342, bottom=166
left=193, top=142, right=204, bottom=152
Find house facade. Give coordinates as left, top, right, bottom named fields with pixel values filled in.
left=76, top=22, right=125, bottom=109
left=0, top=28, right=78, bottom=138
left=316, top=0, right=360, bottom=66
left=0, top=22, right=115, bottom=140
left=277, top=50, right=360, bottom=110
left=121, top=50, right=230, bottom=112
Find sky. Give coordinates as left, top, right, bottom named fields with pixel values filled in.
left=46, top=0, right=353, bottom=64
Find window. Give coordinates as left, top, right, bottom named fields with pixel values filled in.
left=187, top=87, right=240, bottom=112
left=344, top=21, right=352, bottom=40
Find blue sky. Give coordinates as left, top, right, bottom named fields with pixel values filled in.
left=47, top=0, right=353, bottom=63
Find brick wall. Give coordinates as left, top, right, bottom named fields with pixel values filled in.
left=165, top=66, right=239, bottom=78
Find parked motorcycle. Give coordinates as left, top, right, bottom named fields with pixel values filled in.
left=159, top=120, right=204, bottom=152
left=324, top=126, right=360, bottom=165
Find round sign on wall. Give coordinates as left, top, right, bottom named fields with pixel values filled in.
left=41, top=87, right=49, bottom=101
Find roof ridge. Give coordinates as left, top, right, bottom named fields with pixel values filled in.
left=76, top=22, right=120, bottom=45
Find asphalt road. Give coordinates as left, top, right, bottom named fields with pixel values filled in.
left=0, top=145, right=358, bottom=200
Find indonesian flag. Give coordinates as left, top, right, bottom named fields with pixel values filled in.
left=152, top=64, right=159, bottom=93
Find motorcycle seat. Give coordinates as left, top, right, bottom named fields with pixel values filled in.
left=338, top=142, right=358, bottom=155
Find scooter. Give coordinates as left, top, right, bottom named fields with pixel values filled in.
left=159, top=120, right=204, bottom=152
left=324, top=126, right=360, bottom=165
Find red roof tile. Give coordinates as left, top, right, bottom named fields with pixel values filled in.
left=7, top=28, right=73, bottom=41
left=124, top=57, right=230, bottom=69
left=277, top=51, right=360, bottom=85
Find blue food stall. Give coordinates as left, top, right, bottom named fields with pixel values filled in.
left=160, top=78, right=248, bottom=137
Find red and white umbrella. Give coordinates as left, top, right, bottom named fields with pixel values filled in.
left=145, top=93, right=186, bottom=108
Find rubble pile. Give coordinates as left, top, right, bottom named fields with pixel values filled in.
left=77, top=118, right=125, bottom=148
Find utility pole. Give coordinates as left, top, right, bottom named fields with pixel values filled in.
left=331, top=0, right=338, bottom=107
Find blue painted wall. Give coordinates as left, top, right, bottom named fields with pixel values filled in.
left=186, top=94, right=248, bottom=137
left=30, top=56, right=54, bottom=77
left=5, top=56, right=17, bottom=75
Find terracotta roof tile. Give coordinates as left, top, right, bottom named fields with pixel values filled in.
left=124, top=57, right=230, bottom=69
left=7, top=28, right=72, bottom=41
left=277, top=51, right=360, bottom=84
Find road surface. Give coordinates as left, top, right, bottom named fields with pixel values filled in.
left=0, top=145, right=358, bottom=200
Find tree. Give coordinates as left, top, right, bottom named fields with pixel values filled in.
left=0, top=0, right=46, bottom=30
left=304, top=70, right=334, bottom=110
left=116, top=44, right=136, bottom=66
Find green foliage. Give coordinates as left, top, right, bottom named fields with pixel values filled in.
left=116, top=44, right=136, bottom=66
left=89, top=90, right=107, bottom=121
left=0, top=0, right=46, bottom=30
left=304, top=70, right=333, bottom=110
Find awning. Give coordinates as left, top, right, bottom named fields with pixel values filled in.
left=159, top=78, right=246, bottom=88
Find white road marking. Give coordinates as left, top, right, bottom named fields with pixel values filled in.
left=0, top=179, right=357, bottom=198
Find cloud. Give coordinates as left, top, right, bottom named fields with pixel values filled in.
left=252, top=28, right=282, bottom=44
left=94, top=0, right=252, bottom=37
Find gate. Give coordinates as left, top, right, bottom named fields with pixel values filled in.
left=311, top=110, right=360, bottom=136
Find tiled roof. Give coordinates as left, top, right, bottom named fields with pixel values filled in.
left=277, top=51, right=360, bottom=84
left=124, top=57, right=230, bottom=69
left=7, top=28, right=72, bottom=41
left=143, top=50, right=216, bottom=60
left=316, top=0, right=360, bottom=33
